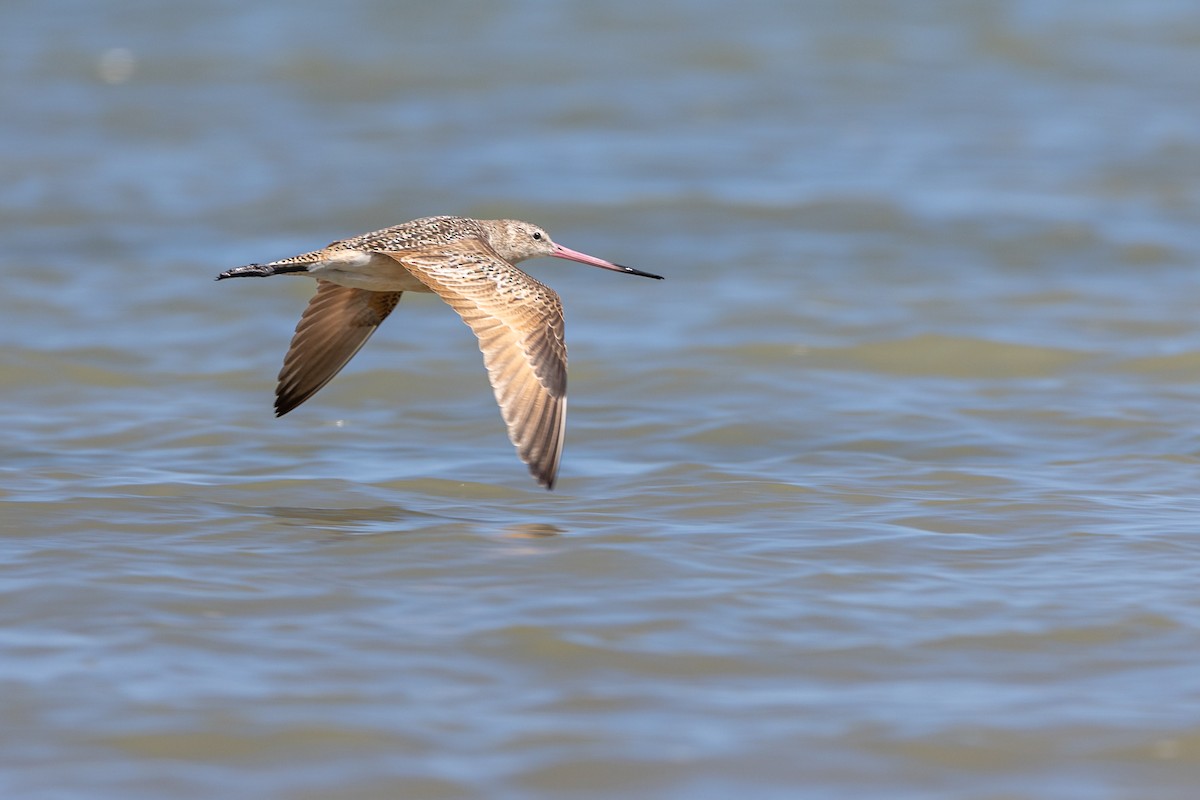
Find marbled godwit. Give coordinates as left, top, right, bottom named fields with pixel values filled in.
left=217, top=215, right=663, bottom=490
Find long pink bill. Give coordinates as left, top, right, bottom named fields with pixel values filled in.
left=552, top=244, right=664, bottom=280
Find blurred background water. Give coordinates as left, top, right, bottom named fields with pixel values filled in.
left=4, top=1, right=1200, bottom=798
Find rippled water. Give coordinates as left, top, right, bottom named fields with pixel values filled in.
left=5, top=1, right=1200, bottom=798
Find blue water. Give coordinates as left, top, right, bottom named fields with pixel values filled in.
left=4, top=1, right=1200, bottom=798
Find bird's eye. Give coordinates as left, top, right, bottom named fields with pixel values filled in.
left=532, top=231, right=543, bottom=240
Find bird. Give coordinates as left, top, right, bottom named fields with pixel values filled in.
left=217, top=215, right=663, bottom=490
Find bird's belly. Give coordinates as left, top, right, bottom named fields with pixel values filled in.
left=307, top=251, right=433, bottom=293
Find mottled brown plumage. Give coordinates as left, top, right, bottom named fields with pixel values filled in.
left=217, top=215, right=662, bottom=489
left=275, top=283, right=402, bottom=417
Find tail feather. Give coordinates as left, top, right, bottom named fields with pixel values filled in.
left=216, top=262, right=312, bottom=280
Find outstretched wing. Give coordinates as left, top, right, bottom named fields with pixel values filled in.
left=387, top=240, right=567, bottom=489
left=275, top=281, right=403, bottom=416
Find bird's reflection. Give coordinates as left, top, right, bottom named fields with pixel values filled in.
left=502, top=522, right=565, bottom=539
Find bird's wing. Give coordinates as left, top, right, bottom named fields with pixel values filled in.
left=385, top=240, right=567, bottom=489
left=275, top=281, right=403, bottom=416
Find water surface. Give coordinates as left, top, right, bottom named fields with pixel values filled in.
left=4, top=1, right=1200, bottom=798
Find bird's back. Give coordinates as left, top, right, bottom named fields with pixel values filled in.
left=261, top=216, right=486, bottom=269
left=332, top=215, right=485, bottom=255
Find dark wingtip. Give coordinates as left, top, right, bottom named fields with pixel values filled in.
left=274, top=387, right=311, bottom=417
left=530, top=465, right=557, bottom=491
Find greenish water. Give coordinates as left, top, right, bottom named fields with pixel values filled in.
left=4, top=1, right=1200, bottom=798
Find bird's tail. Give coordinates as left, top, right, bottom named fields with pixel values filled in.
left=215, top=262, right=312, bottom=281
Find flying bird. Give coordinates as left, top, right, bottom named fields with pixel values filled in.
left=217, top=215, right=663, bottom=489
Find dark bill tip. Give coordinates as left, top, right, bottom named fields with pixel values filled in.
left=617, top=264, right=665, bottom=280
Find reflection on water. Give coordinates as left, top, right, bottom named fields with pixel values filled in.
left=257, top=504, right=436, bottom=532
left=4, top=1, right=1200, bottom=798
left=502, top=522, right=566, bottom=538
